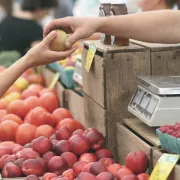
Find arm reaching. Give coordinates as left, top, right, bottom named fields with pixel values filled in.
left=44, top=10, right=180, bottom=47
left=0, top=31, right=77, bottom=97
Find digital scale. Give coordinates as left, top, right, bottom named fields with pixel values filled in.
left=128, top=76, right=180, bottom=127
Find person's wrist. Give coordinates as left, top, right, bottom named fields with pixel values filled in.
left=19, top=54, right=32, bottom=70
left=96, top=17, right=106, bottom=33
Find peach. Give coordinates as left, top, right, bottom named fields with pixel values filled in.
left=0, top=147, right=11, bottom=158
left=24, top=96, right=40, bottom=112
left=55, top=127, right=72, bottom=140
left=14, top=158, right=25, bottom=169
left=121, top=175, right=139, bottom=180
left=82, top=162, right=95, bottom=173
left=42, top=151, right=56, bottom=163
left=116, top=168, right=134, bottom=180
left=32, top=136, right=53, bottom=155
left=73, top=161, right=88, bottom=177
left=83, top=130, right=104, bottom=150
left=15, top=148, right=40, bottom=159
left=21, top=89, right=39, bottom=99
left=28, top=84, right=44, bottom=93
left=76, top=172, right=97, bottom=180
left=107, top=163, right=122, bottom=176
left=70, top=137, right=90, bottom=155
left=0, top=120, right=19, bottom=141
left=25, top=175, right=40, bottom=180
left=79, top=153, right=97, bottom=163
left=52, top=108, right=73, bottom=124
left=43, top=173, right=57, bottom=180
left=2, top=162, right=22, bottom=178
left=11, top=145, right=24, bottom=154
left=48, top=156, right=68, bottom=175
left=97, top=172, right=114, bottom=180
left=0, top=114, right=23, bottom=125
left=22, top=159, right=45, bottom=176
left=49, top=30, right=68, bottom=51
left=73, top=129, right=85, bottom=136
left=62, top=169, right=75, bottom=180
left=35, top=125, right=55, bottom=138
left=54, top=140, right=71, bottom=155
left=37, top=158, right=48, bottom=172
left=95, top=149, right=112, bottom=160
left=99, top=158, right=115, bottom=168
left=61, top=152, right=78, bottom=168
left=0, top=154, right=16, bottom=170
left=90, top=162, right=107, bottom=176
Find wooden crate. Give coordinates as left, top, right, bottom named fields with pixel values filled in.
left=42, top=67, right=67, bottom=107
left=131, top=40, right=180, bottom=75
left=82, top=40, right=151, bottom=157
left=152, top=149, right=180, bottom=180
left=65, top=90, right=85, bottom=126
left=117, top=118, right=160, bottom=172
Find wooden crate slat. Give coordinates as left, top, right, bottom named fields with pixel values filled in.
left=82, top=50, right=105, bottom=108
left=117, top=123, right=152, bottom=165
left=123, top=118, right=160, bottom=147
left=131, top=39, right=180, bottom=51
left=84, top=40, right=145, bottom=53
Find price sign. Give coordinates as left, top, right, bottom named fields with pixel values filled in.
left=85, top=44, right=97, bottom=72
left=150, top=153, right=179, bottom=180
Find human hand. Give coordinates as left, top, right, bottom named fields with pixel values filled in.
left=25, top=31, right=77, bottom=68
left=44, top=17, right=101, bottom=48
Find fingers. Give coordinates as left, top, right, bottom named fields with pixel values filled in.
left=65, top=30, right=83, bottom=49
left=42, top=31, right=57, bottom=45
left=51, top=46, right=78, bottom=60
left=44, top=18, right=73, bottom=37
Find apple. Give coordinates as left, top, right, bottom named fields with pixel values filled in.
left=49, top=30, right=68, bottom=51
left=137, top=173, right=150, bottom=180
left=116, top=168, right=134, bottom=180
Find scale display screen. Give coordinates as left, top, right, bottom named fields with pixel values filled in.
left=130, top=87, right=158, bottom=120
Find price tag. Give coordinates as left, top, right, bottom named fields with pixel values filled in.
left=48, top=72, right=60, bottom=90
left=150, top=153, right=180, bottom=180
left=85, top=44, right=97, bottom=72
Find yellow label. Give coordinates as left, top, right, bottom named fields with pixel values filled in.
left=85, top=44, right=97, bottom=72
left=150, top=153, right=179, bottom=180
left=48, top=72, right=60, bottom=90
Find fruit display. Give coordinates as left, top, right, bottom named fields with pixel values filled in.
left=157, top=123, right=180, bottom=154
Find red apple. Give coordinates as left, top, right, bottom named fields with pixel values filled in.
left=73, top=129, right=85, bottom=136
left=42, top=151, right=56, bottom=163
left=25, top=175, right=40, bottom=180
left=55, top=127, right=72, bottom=140
left=73, top=161, right=88, bottom=177
left=79, top=153, right=97, bottom=163
left=121, top=175, right=139, bottom=180
left=99, top=158, right=115, bottom=168
left=116, top=168, right=134, bottom=180
left=95, top=149, right=112, bottom=160
left=61, top=152, right=78, bottom=168
left=137, top=173, right=150, bottom=180
left=107, top=163, right=122, bottom=176
left=126, top=151, right=149, bottom=174
left=54, top=140, right=71, bottom=155
left=90, top=162, right=107, bottom=175
left=76, top=172, right=97, bottom=180
left=97, top=172, right=114, bottom=180
left=62, top=169, right=75, bottom=180
left=82, top=162, right=95, bottom=172
left=42, top=172, right=57, bottom=180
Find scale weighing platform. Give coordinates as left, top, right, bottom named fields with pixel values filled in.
left=128, top=76, right=180, bottom=127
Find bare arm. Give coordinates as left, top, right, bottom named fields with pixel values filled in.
left=99, top=10, right=180, bottom=44
left=0, top=31, right=77, bottom=97
left=44, top=10, right=180, bottom=47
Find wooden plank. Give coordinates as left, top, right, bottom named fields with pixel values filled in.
left=152, top=149, right=180, bottom=180
left=84, top=40, right=145, bottom=54
left=123, top=118, right=160, bottom=147
left=42, top=67, right=55, bottom=87
left=131, top=39, right=180, bottom=51
left=106, top=51, right=151, bottom=122
left=65, top=90, right=85, bottom=125
left=83, top=93, right=106, bottom=136
left=117, top=123, right=152, bottom=166
left=56, top=82, right=67, bottom=108
left=151, top=50, right=180, bottom=75
left=82, top=49, right=105, bottom=108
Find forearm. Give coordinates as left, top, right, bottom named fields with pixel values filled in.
left=0, top=56, right=29, bottom=97
left=98, top=10, right=180, bottom=44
